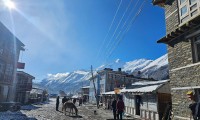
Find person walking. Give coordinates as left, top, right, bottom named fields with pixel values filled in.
left=116, top=96, right=125, bottom=120
left=187, top=91, right=200, bottom=120
left=107, top=98, right=111, bottom=109
left=56, top=96, right=60, bottom=111
left=79, top=98, right=82, bottom=106
left=112, top=98, right=117, bottom=120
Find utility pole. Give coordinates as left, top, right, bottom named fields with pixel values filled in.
left=91, top=65, right=98, bottom=108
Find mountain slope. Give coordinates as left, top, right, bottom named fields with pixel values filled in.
left=139, top=54, right=169, bottom=79
left=39, top=70, right=91, bottom=94
left=37, top=54, right=169, bottom=94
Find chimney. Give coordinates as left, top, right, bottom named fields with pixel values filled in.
left=118, top=68, right=121, bottom=72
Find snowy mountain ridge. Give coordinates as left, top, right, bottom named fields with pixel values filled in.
left=36, top=54, right=169, bottom=94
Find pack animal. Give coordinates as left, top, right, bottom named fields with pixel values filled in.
left=63, top=102, right=78, bottom=116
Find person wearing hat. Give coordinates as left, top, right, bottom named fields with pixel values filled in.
left=187, top=91, right=200, bottom=120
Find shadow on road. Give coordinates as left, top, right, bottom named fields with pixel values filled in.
left=21, top=105, right=41, bottom=111
left=65, top=115, right=82, bottom=118
left=63, top=111, right=83, bottom=118
left=70, top=115, right=83, bottom=118
left=0, top=111, right=37, bottom=120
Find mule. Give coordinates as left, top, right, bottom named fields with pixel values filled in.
left=63, top=102, right=78, bottom=116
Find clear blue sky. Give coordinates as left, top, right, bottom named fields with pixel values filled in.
left=0, top=0, right=166, bottom=81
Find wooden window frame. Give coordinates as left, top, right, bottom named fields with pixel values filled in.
left=178, top=0, right=200, bottom=24
left=192, top=35, right=200, bottom=63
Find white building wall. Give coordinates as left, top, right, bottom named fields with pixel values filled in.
left=89, top=80, right=95, bottom=103
left=140, top=94, right=157, bottom=112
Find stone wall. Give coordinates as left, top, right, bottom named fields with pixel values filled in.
left=171, top=89, right=191, bottom=119
left=165, top=0, right=180, bottom=34
left=168, top=40, right=200, bottom=118
left=160, top=0, right=200, bottom=119
left=167, top=38, right=193, bottom=70
left=170, top=67, right=200, bottom=119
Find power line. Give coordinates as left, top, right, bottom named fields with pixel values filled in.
left=95, top=0, right=123, bottom=63
left=104, top=0, right=133, bottom=60
left=104, top=0, right=137, bottom=61
left=103, top=0, right=141, bottom=63
left=105, top=0, right=132, bottom=50
left=106, top=0, right=147, bottom=61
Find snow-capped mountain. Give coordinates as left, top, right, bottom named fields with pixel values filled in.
left=96, top=59, right=125, bottom=71
left=138, top=54, right=169, bottom=80
left=39, top=70, right=91, bottom=94
left=36, top=54, right=169, bottom=94
left=122, top=59, right=152, bottom=73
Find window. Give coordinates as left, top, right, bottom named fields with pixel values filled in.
left=0, top=61, right=5, bottom=81
left=4, top=64, right=14, bottom=82
left=178, top=0, right=200, bottom=24
left=190, top=0, right=197, bottom=4
left=180, top=0, right=186, bottom=4
left=181, top=5, right=188, bottom=16
left=193, top=35, right=200, bottom=63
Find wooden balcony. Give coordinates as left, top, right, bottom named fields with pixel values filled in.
left=16, top=83, right=32, bottom=91
left=152, top=0, right=174, bottom=7
left=157, top=15, right=200, bottom=45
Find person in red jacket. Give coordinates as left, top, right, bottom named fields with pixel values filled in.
left=116, top=96, right=124, bottom=120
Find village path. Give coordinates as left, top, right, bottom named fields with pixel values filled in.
left=0, top=98, right=138, bottom=120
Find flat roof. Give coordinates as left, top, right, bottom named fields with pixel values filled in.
left=17, top=71, right=35, bottom=79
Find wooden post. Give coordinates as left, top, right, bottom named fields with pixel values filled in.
left=147, top=93, right=149, bottom=110
left=91, top=65, right=98, bottom=108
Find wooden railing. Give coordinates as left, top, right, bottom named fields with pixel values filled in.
left=125, top=106, right=159, bottom=120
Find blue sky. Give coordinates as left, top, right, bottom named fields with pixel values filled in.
left=0, top=0, right=166, bottom=81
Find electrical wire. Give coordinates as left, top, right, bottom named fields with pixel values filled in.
left=95, top=0, right=123, bottom=63
left=106, top=0, right=147, bottom=61
left=104, top=0, right=139, bottom=62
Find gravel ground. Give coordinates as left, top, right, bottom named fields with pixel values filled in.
left=0, top=98, right=138, bottom=120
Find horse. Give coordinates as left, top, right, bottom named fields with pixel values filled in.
left=63, top=102, right=78, bottom=116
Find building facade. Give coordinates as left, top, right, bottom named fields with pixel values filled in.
left=153, top=0, right=200, bottom=119
left=89, top=68, right=146, bottom=103
left=0, top=22, right=25, bottom=102
left=89, top=68, right=136, bottom=102
left=81, top=86, right=90, bottom=102
left=15, top=71, right=35, bottom=104
left=123, top=80, right=171, bottom=120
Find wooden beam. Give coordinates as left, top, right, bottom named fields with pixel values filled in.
left=166, top=34, right=175, bottom=39
left=170, top=32, right=179, bottom=37
left=175, top=29, right=184, bottom=34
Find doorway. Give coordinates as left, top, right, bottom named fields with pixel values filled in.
left=135, top=95, right=141, bottom=115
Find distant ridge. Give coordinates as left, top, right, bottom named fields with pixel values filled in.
left=35, top=54, right=169, bottom=94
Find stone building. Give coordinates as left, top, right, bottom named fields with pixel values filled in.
left=15, top=71, right=35, bottom=104
left=0, top=22, right=25, bottom=102
left=153, top=0, right=200, bottom=119
left=81, top=86, right=90, bottom=102
left=89, top=68, right=139, bottom=103
left=122, top=80, right=171, bottom=120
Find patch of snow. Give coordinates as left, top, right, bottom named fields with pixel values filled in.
left=0, top=111, right=36, bottom=120
left=115, top=59, right=121, bottom=63
left=123, top=59, right=152, bottom=73
left=131, top=79, right=169, bottom=86
left=122, top=84, right=162, bottom=93
left=47, top=72, right=69, bottom=80
left=141, top=54, right=168, bottom=72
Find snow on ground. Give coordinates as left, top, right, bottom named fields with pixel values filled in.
left=0, top=98, right=137, bottom=120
